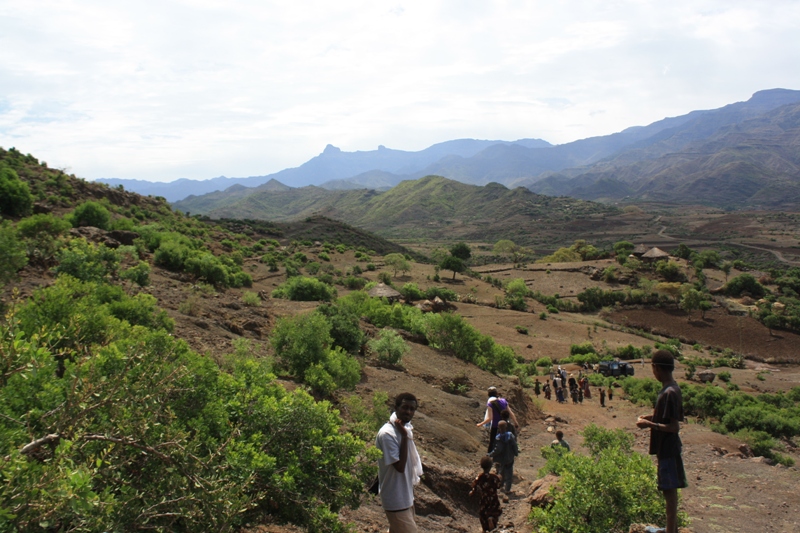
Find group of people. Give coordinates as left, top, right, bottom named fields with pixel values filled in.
left=533, top=368, right=616, bottom=407
left=374, top=349, right=685, bottom=533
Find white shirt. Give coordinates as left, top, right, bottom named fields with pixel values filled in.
left=376, top=415, right=422, bottom=511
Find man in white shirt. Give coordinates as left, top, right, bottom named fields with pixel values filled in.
left=376, top=393, right=423, bottom=533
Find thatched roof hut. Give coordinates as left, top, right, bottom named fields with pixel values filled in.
left=641, top=247, right=670, bottom=261
left=368, top=283, right=401, bottom=302
left=631, top=244, right=648, bottom=256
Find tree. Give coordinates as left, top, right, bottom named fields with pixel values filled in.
left=763, top=314, right=781, bottom=337
left=0, top=164, right=33, bottom=217
left=613, top=240, right=635, bottom=257
left=672, top=243, right=694, bottom=260
left=680, top=288, right=704, bottom=319
left=449, top=242, right=471, bottom=261
left=494, top=239, right=531, bottom=265
left=383, top=253, right=410, bottom=277
left=721, top=261, right=732, bottom=282
left=655, top=282, right=683, bottom=305
left=440, top=255, right=465, bottom=280
left=699, top=300, right=713, bottom=319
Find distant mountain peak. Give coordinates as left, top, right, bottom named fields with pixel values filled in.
left=323, top=144, right=341, bottom=155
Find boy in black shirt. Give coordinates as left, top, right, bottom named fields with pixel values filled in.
left=637, top=350, right=687, bottom=533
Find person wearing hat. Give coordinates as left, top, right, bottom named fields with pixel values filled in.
left=476, top=387, right=519, bottom=453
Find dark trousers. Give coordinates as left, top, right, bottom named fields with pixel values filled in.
left=488, top=425, right=498, bottom=453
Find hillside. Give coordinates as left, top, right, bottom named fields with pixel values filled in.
left=528, top=98, right=800, bottom=209
left=176, top=175, right=619, bottom=243
left=5, top=147, right=800, bottom=532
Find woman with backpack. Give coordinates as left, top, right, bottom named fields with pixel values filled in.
left=476, top=387, right=519, bottom=453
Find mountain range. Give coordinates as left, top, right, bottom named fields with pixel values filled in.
left=102, top=88, right=800, bottom=210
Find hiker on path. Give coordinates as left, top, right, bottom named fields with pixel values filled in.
left=534, top=379, right=541, bottom=398
left=637, top=350, right=687, bottom=533
left=469, top=456, right=502, bottom=532
left=476, top=387, right=519, bottom=453
left=376, top=393, right=423, bottom=533
left=489, top=420, right=519, bottom=494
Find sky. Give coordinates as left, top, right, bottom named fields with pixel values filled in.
left=2, top=1, right=800, bottom=183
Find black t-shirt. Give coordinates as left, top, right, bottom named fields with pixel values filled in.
left=649, top=383, right=684, bottom=458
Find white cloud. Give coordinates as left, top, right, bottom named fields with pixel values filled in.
left=1, top=0, right=799, bottom=181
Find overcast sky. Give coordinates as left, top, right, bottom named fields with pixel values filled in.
left=2, top=1, right=799, bottom=183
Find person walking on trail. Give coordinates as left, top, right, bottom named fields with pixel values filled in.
left=469, top=456, right=502, bottom=532
left=637, top=350, right=687, bottom=533
left=600, top=387, right=606, bottom=407
left=476, top=387, right=518, bottom=453
left=376, top=393, right=423, bottom=533
left=534, top=379, right=541, bottom=398
left=543, top=383, right=551, bottom=400
left=551, top=430, right=571, bottom=452
left=489, top=420, right=519, bottom=494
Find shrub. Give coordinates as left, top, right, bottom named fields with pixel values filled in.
left=318, top=252, right=330, bottom=261
left=369, top=329, right=410, bottom=365
left=570, top=342, right=596, bottom=356
left=54, top=239, right=120, bottom=282
left=272, top=276, right=337, bottom=302
left=69, top=200, right=111, bottom=229
left=0, top=164, right=33, bottom=217
left=0, top=220, right=27, bottom=286
left=400, top=283, right=424, bottom=302
left=717, top=371, right=731, bottom=382
left=120, top=260, right=151, bottom=287
left=317, top=303, right=364, bottom=355
left=16, top=213, right=71, bottom=263
left=532, top=425, right=677, bottom=533
left=424, top=286, right=458, bottom=302
left=535, top=357, right=552, bottom=367
left=242, top=291, right=261, bottom=306
left=342, top=276, right=367, bottom=290
left=724, top=274, right=766, bottom=298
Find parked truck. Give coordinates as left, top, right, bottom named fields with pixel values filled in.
left=598, top=361, right=635, bottom=377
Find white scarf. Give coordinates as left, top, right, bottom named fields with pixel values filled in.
left=390, top=412, right=423, bottom=486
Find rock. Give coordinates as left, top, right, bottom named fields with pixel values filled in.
left=738, top=444, right=754, bottom=457
left=527, top=474, right=558, bottom=507
left=193, top=320, right=210, bottom=330
left=224, top=302, right=242, bottom=310
left=108, top=230, right=139, bottom=246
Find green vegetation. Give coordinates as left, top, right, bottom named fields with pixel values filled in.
left=0, top=163, right=33, bottom=217
left=531, top=425, right=680, bottom=533
left=0, top=221, right=27, bottom=286
left=272, top=276, right=337, bottom=301
left=368, top=328, right=410, bottom=365
left=69, top=200, right=111, bottom=229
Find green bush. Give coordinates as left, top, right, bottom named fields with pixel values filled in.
left=724, top=274, right=766, bottom=298
left=400, top=282, right=424, bottom=302
left=717, top=370, right=732, bottom=383
left=0, top=220, right=27, bottom=286
left=535, top=357, right=553, bottom=367
left=570, top=341, right=596, bottom=355
left=120, top=261, right=151, bottom=287
left=531, top=424, right=678, bottom=533
left=317, top=303, right=364, bottom=355
left=16, top=213, right=71, bottom=264
left=272, top=276, right=337, bottom=301
left=54, top=239, right=120, bottom=282
left=369, top=329, right=410, bottom=365
left=242, top=291, right=261, bottom=307
left=0, top=164, right=33, bottom=217
left=424, top=286, right=458, bottom=302
left=69, top=200, right=111, bottom=230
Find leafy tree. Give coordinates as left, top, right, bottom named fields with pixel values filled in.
left=317, top=303, right=364, bottom=354
left=505, top=278, right=529, bottom=311
left=449, top=242, right=472, bottom=261
left=0, top=164, right=33, bottom=217
left=763, top=314, right=781, bottom=336
left=383, top=252, right=410, bottom=277
left=655, top=282, right=683, bottom=305
left=693, top=250, right=721, bottom=269
left=613, top=240, right=635, bottom=257
left=671, top=243, right=694, bottom=260
left=494, top=239, right=531, bottom=264
left=0, top=220, right=27, bottom=286
left=69, top=200, right=111, bottom=230
left=724, top=273, right=766, bottom=298
left=571, top=239, right=601, bottom=260
left=399, top=282, right=424, bottom=303
left=680, top=288, right=705, bottom=319
left=439, top=255, right=465, bottom=279
left=699, top=300, right=713, bottom=319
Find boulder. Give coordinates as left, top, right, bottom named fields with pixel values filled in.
left=527, top=474, right=559, bottom=507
